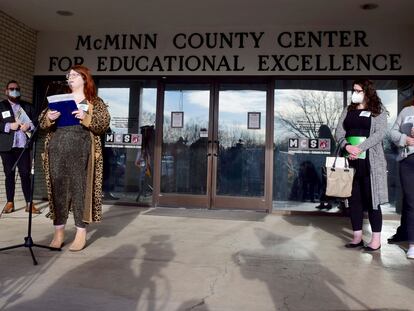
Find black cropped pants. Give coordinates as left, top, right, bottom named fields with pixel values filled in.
left=49, top=126, right=91, bottom=228
left=399, top=155, right=414, bottom=243
left=0, top=148, right=31, bottom=203
left=348, top=175, right=382, bottom=232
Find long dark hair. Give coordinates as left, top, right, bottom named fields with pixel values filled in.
left=348, top=79, right=383, bottom=116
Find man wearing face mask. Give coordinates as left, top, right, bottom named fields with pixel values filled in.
left=0, top=80, right=40, bottom=214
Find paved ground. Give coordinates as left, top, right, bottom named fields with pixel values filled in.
left=0, top=201, right=413, bottom=311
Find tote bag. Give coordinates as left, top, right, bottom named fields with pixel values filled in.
left=325, top=140, right=355, bottom=198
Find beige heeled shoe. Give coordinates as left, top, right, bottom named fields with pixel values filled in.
left=69, top=228, right=87, bottom=252
left=50, top=227, right=65, bottom=249
left=3, top=202, right=14, bottom=214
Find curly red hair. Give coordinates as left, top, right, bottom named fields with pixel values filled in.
left=70, top=65, right=97, bottom=103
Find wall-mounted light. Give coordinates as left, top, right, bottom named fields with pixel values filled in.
left=56, top=10, right=74, bottom=16
left=360, top=3, right=379, bottom=10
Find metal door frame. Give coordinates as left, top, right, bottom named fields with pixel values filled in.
left=152, top=77, right=273, bottom=212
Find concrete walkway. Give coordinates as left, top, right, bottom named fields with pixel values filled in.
left=0, top=202, right=413, bottom=311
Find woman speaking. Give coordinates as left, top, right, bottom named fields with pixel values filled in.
left=40, top=65, right=110, bottom=251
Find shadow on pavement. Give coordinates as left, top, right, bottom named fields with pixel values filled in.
left=4, top=235, right=176, bottom=311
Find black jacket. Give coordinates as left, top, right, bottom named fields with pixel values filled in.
left=0, top=99, right=36, bottom=152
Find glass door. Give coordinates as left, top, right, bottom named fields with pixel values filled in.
left=157, top=81, right=269, bottom=211
left=211, top=83, right=268, bottom=210
left=157, top=83, right=212, bottom=208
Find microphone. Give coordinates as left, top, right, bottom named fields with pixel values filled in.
left=50, top=80, right=68, bottom=86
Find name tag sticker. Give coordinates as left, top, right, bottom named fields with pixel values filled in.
left=2, top=111, right=11, bottom=118
left=359, top=111, right=371, bottom=117
left=403, top=116, right=414, bottom=124
left=77, top=103, right=89, bottom=112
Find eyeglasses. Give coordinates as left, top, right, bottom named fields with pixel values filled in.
left=353, top=89, right=364, bottom=93
left=65, top=72, right=81, bottom=79
left=8, top=87, right=20, bottom=91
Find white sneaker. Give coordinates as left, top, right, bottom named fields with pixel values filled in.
left=407, top=247, right=414, bottom=259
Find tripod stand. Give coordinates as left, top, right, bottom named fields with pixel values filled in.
left=0, top=85, right=62, bottom=265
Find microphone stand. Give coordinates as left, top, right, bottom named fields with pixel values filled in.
left=0, top=83, right=62, bottom=265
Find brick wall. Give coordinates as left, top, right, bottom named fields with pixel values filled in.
left=0, top=10, right=37, bottom=205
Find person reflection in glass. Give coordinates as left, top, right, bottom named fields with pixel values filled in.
left=135, top=125, right=154, bottom=201
left=102, top=127, right=119, bottom=200
left=172, top=136, right=189, bottom=192
left=189, top=135, right=208, bottom=194
left=316, top=124, right=336, bottom=210
left=298, top=160, right=319, bottom=203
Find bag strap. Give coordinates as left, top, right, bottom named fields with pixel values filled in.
left=332, top=137, right=350, bottom=170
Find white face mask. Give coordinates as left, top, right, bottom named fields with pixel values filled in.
left=8, top=90, right=21, bottom=98
left=351, top=91, right=364, bottom=104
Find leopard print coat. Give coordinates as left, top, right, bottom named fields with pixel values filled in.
left=40, top=97, right=110, bottom=223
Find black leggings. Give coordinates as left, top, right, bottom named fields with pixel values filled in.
left=348, top=175, right=382, bottom=232
left=399, top=155, right=414, bottom=243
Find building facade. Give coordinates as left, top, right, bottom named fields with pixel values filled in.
left=1, top=3, right=413, bottom=213
left=0, top=10, right=37, bottom=202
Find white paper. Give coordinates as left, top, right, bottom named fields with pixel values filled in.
left=248, top=112, right=260, bottom=129
left=15, top=107, right=32, bottom=124
left=47, top=93, right=75, bottom=103
left=171, top=112, right=183, bottom=128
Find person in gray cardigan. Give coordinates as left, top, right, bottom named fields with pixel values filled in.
left=389, top=103, right=414, bottom=259
left=335, top=79, right=388, bottom=251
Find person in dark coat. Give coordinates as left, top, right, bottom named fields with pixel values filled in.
left=0, top=80, right=40, bottom=214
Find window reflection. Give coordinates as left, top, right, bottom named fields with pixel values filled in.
left=275, top=89, right=343, bottom=140
left=273, top=80, right=344, bottom=211
left=98, top=84, right=157, bottom=204
left=99, top=88, right=130, bottom=201
left=161, top=86, right=210, bottom=194
left=217, top=86, right=266, bottom=197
